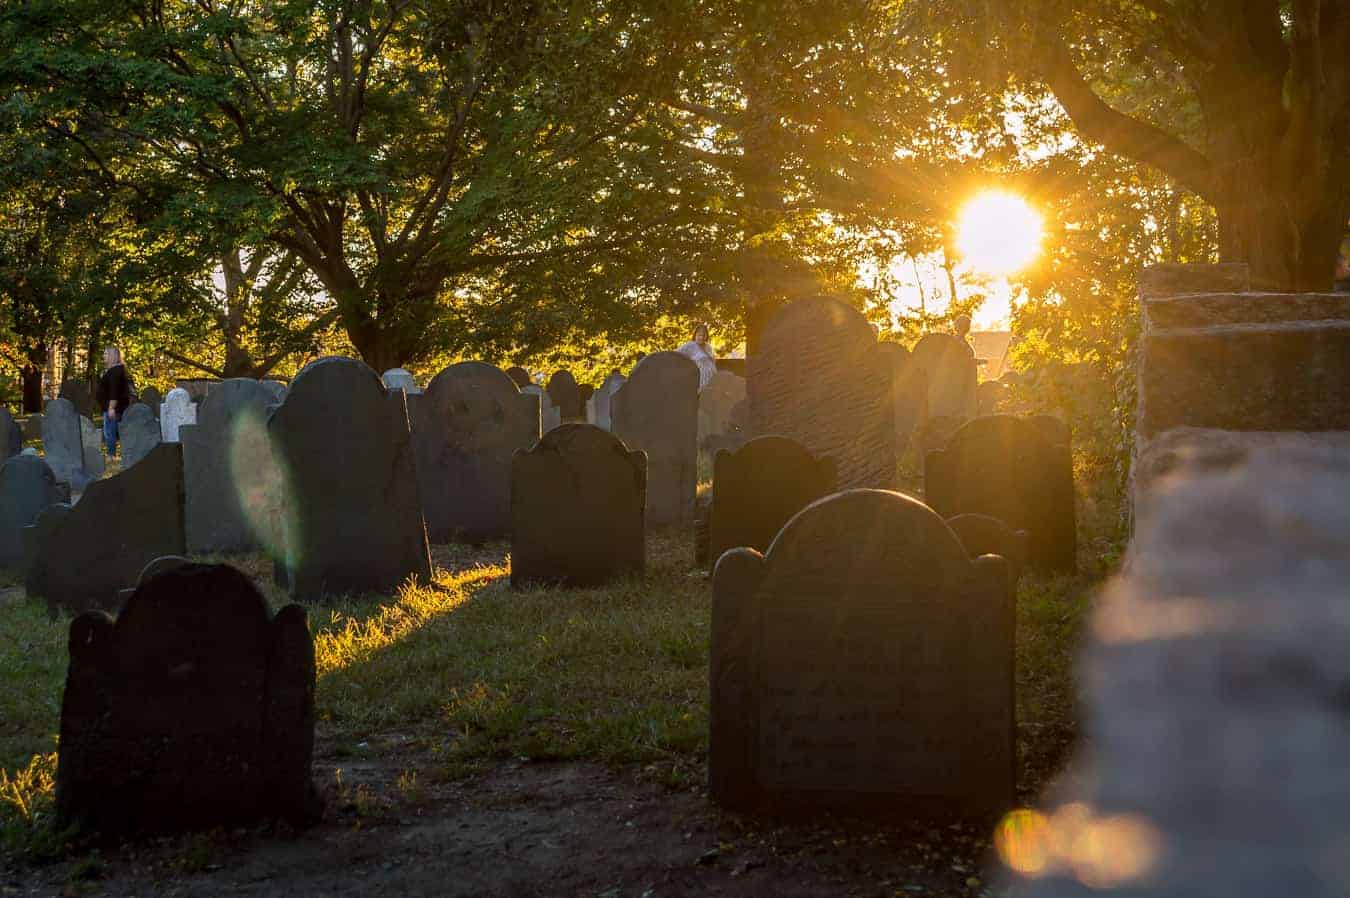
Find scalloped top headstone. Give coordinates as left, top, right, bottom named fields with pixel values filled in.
left=160, top=388, right=198, bottom=442
left=612, top=352, right=700, bottom=526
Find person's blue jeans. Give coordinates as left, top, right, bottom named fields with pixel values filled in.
left=103, top=413, right=119, bottom=457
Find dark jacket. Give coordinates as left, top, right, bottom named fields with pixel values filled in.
left=96, top=364, right=134, bottom=417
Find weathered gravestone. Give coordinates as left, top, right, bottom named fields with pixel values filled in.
left=118, top=403, right=160, bottom=469
left=510, top=423, right=646, bottom=588
left=41, top=399, right=87, bottom=488
left=412, top=362, right=539, bottom=543
left=79, top=416, right=105, bottom=482
left=505, top=366, right=532, bottom=389
left=912, top=333, right=978, bottom=422
left=55, top=563, right=319, bottom=835
left=181, top=379, right=284, bottom=555
left=2, top=408, right=21, bottom=459
left=382, top=368, right=422, bottom=394
left=59, top=379, right=94, bottom=419
left=547, top=371, right=584, bottom=420
left=707, top=436, right=836, bottom=570
left=138, top=386, right=162, bottom=417
left=1004, top=448, right=1350, bottom=897
left=523, top=385, right=561, bottom=432
left=260, top=379, right=288, bottom=403
left=269, top=357, right=431, bottom=601
left=159, top=388, right=198, bottom=442
left=25, top=443, right=186, bottom=615
left=0, top=455, right=63, bottom=568
left=947, top=513, right=1029, bottom=587
left=877, top=342, right=928, bottom=457
left=749, top=297, right=896, bottom=490
left=587, top=372, right=626, bottom=431
left=699, top=371, right=747, bottom=450
left=612, top=352, right=699, bottom=526
left=925, top=415, right=1076, bottom=573
left=710, top=489, right=1014, bottom=817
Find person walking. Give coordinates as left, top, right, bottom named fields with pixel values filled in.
left=96, top=347, right=134, bottom=458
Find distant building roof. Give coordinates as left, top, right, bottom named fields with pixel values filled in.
left=969, top=331, right=1016, bottom=381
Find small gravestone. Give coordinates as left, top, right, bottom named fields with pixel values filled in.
left=0, top=455, right=63, bottom=568
left=59, top=379, right=94, bottom=419
left=523, top=385, right=561, bottom=432
left=505, top=366, right=532, bottom=389
left=612, top=352, right=699, bottom=526
left=160, top=388, right=198, bottom=442
left=41, top=398, right=84, bottom=487
left=925, top=415, right=1075, bottom=573
left=181, top=379, right=284, bottom=555
left=912, top=333, right=978, bottom=422
left=699, top=371, right=747, bottom=449
left=2, top=408, right=21, bottom=459
left=381, top=368, right=422, bottom=395
left=25, top=443, right=187, bottom=615
left=55, top=563, right=320, bottom=835
left=547, top=371, right=584, bottom=420
left=138, top=386, right=162, bottom=416
left=21, top=413, right=43, bottom=444
left=878, top=343, right=928, bottom=457
left=510, top=423, right=646, bottom=587
left=412, top=362, right=539, bottom=543
left=708, top=436, right=836, bottom=569
left=79, top=417, right=104, bottom=482
left=710, top=489, right=1014, bottom=816
left=947, top=513, right=1029, bottom=586
left=749, top=297, right=896, bottom=489
left=118, top=403, right=160, bottom=469
left=587, top=372, right=626, bottom=431
left=269, top=357, right=431, bottom=601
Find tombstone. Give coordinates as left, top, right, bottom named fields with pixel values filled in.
left=878, top=342, right=928, bottom=457
left=587, top=372, right=626, bottom=431
left=699, top=371, right=747, bottom=449
left=523, top=385, right=561, bottom=432
left=707, top=436, right=836, bottom=570
left=25, top=444, right=186, bottom=615
left=2, top=408, right=21, bottom=459
left=180, top=379, right=284, bottom=555
left=138, top=386, right=163, bottom=417
left=411, top=362, right=539, bottom=543
left=260, top=379, right=288, bottom=403
left=118, top=403, right=160, bottom=469
left=79, top=416, right=105, bottom=482
left=925, top=415, right=1076, bottom=573
left=547, top=371, right=584, bottom=420
left=381, top=368, right=422, bottom=395
left=268, top=357, right=431, bottom=601
left=21, top=413, right=42, bottom=444
left=160, top=388, right=198, bottom=442
left=612, top=352, right=699, bottom=526
left=510, top=424, right=645, bottom=588
left=912, top=333, right=978, bottom=422
left=0, top=455, right=63, bottom=568
left=947, top=513, right=1029, bottom=586
left=59, top=379, right=94, bottom=419
left=42, top=399, right=85, bottom=487
left=748, top=297, right=896, bottom=490
left=55, top=563, right=320, bottom=835
left=505, top=366, right=532, bottom=389
left=710, top=489, right=1014, bottom=817
left=578, top=383, right=595, bottom=407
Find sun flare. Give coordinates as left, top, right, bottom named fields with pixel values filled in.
left=956, top=191, right=1044, bottom=277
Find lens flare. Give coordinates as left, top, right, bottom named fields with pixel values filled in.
left=956, top=191, right=1044, bottom=276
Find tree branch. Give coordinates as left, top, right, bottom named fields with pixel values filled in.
left=158, top=348, right=226, bottom=379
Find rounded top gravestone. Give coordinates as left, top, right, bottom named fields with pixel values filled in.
left=138, top=386, right=163, bottom=417
left=911, top=333, right=978, bottom=422
left=547, top=371, right=584, bottom=420
left=505, top=366, right=532, bottom=389
left=612, top=352, right=700, bottom=526
left=118, top=403, right=160, bottom=469
left=381, top=368, right=422, bottom=394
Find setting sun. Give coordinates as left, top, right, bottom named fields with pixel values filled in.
left=956, top=191, right=1044, bottom=276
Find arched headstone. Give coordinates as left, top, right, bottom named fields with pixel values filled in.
left=381, top=368, right=422, bottom=395
left=412, top=362, right=539, bottom=543
left=505, top=366, right=532, bottom=389
left=711, top=489, right=1013, bottom=816
left=547, top=371, right=583, bottom=420
left=41, top=398, right=85, bottom=487
left=160, top=388, right=198, bottom=442
left=138, top=386, right=163, bottom=417
left=119, top=403, right=161, bottom=469
left=268, top=357, right=431, bottom=601
left=510, top=424, right=646, bottom=587
left=911, top=333, right=978, bottom=422
left=612, top=352, right=699, bottom=526
left=0, top=454, right=63, bottom=567
left=748, top=297, right=896, bottom=489
left=59, top=379, right=94, bottom=419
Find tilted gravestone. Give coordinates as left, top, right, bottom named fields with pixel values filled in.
left=947, top=513, right=1029, bottom=587
left=41, top=398, right=86, bottom=488
left=707, top=436, right=836, bottom=570
left=878, top=342, right=928, bottom=457
left=912, top=333, right=978, bottom=422
left=381, top=368, right=422, bottom=395
left=59, top=379, right=94, bottom=419
left=138, top=386, right=162, bottom=417
left=710, top=489, right=1014, bottom=817
left=118, top=403, right=160, bottom=469
left=505, top=366, right=532, bottom=389
left=925, top=415, right=1076, bottom=573
left=181, top=378, right=284, bottom=555
left=510, top=423, right=646, bottom=588
left=749, top=297, right=896, bottom=490
left=587, top=372, right=626, bottom=431
left=612, top=352, right=700, bottom=526
left=55, top=563, right=320, bottom=835
left=2, top=407, right=21, bottom=459
left=269, top=357, right=431, bottom=601
left=25, top=443, right=186, bottom=615
left=0, top=455, right=63, bottom=568
left=699, top=370, right=747, bottom=451
left=523, top=385, right=561, bottom=432
left=412, top=362, right=539, bottom=543
left=547, top=371, right=584, bottom=420
left=159, top=388, right=198, bottom=442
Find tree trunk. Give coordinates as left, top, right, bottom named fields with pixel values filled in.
left=21, top=341, right=46, bottom=413
left=1216, top=186, right=1346, bottom=293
